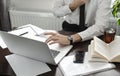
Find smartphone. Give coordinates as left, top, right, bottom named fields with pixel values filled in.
left=73, top=51, right=85, bottom=63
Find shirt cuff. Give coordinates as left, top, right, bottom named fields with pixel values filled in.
left=78, top=29, right=103, bottom=41
left=78, top=32, right=89, bottom=41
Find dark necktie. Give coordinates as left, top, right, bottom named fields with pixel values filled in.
left=79, top=4, right=85, bottom=26
left=78, top=4, right=87, bottom=32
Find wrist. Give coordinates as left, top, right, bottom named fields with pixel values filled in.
left=72, top=34, right=82, bottom=43
left=67, top=34, right=82, bottom=45
left=67, top=35, right=73, bottom=45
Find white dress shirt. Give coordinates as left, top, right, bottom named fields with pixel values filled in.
left=52, top=0, right=111, bottom=41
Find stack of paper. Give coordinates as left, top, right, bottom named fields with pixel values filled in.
left=59, top=53, right=116, bottom=76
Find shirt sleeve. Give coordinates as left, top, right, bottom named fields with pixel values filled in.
left=78, top=0, right=111, bottom=41
left=52, top=0, right=72, bottom=17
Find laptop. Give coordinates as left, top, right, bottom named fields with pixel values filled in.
left=0, top=31, right=73, bottom=65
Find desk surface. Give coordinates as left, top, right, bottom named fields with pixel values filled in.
left=0, top=31, right=120, bottom=76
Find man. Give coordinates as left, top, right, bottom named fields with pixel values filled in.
left=45, top=0, right=111, bottom=45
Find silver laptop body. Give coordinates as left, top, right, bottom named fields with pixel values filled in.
left=0, top=31, right=72, bottom=65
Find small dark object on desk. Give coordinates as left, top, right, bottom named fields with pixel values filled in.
left=19, top=32, right=28, bottom=36
left=74, top=51, right=85, bottom=63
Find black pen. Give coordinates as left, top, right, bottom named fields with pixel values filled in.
left=19, top=32, right=28, bottom=36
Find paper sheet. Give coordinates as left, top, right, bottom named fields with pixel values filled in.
left=6, top=54, right=51, bottom=76
left=0, top=35, right=7, bottom=49
left=8, top=24, right=57, bottom=42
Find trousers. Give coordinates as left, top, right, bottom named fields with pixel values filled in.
left=62, top=21, right=87, bottom=32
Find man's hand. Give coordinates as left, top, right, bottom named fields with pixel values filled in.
left=69, top=0, right=87, bottom=11
left=45, top=32, right=82, bottom=45
left=45, top=32, right=70, bottom=45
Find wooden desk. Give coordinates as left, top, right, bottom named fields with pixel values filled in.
left=0, top=31, right=120, bottom=76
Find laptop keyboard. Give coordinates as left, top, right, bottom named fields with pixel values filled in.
left=50, top=50, right=60, bottom=58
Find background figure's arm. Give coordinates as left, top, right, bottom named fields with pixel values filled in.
left=53, top=0, right=86, bottom=17
left=69, top=0, right=87, bottom=11
left=52, top=0, right=72, bottom=17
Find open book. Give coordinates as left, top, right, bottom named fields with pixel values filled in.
left=88, top=36, right=120, bottom=62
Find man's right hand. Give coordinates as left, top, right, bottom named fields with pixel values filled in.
left=69, top=0, right=87, bottom=11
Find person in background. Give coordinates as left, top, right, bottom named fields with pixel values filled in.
left=45, top=0, right=111, bottom=45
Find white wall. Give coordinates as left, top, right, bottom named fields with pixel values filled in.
left=9, top=0, right=55, bottom=12
left=9, top=0, right=63, bottom=30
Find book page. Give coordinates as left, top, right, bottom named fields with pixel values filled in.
left=90, top=41, right=107, bottom=59
left=88, top=45, right=108, bottom=62
left=111, top=55, right=120, bottom=62
left=94, top=36, right=110, bottom=60
left=109, top=36, right=120, bottom=60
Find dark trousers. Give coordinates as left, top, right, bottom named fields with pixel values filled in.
left=62, top=21, right=87, bottom=32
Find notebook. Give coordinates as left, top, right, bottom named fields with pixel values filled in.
left=59, top=52, right=116, bottom=76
